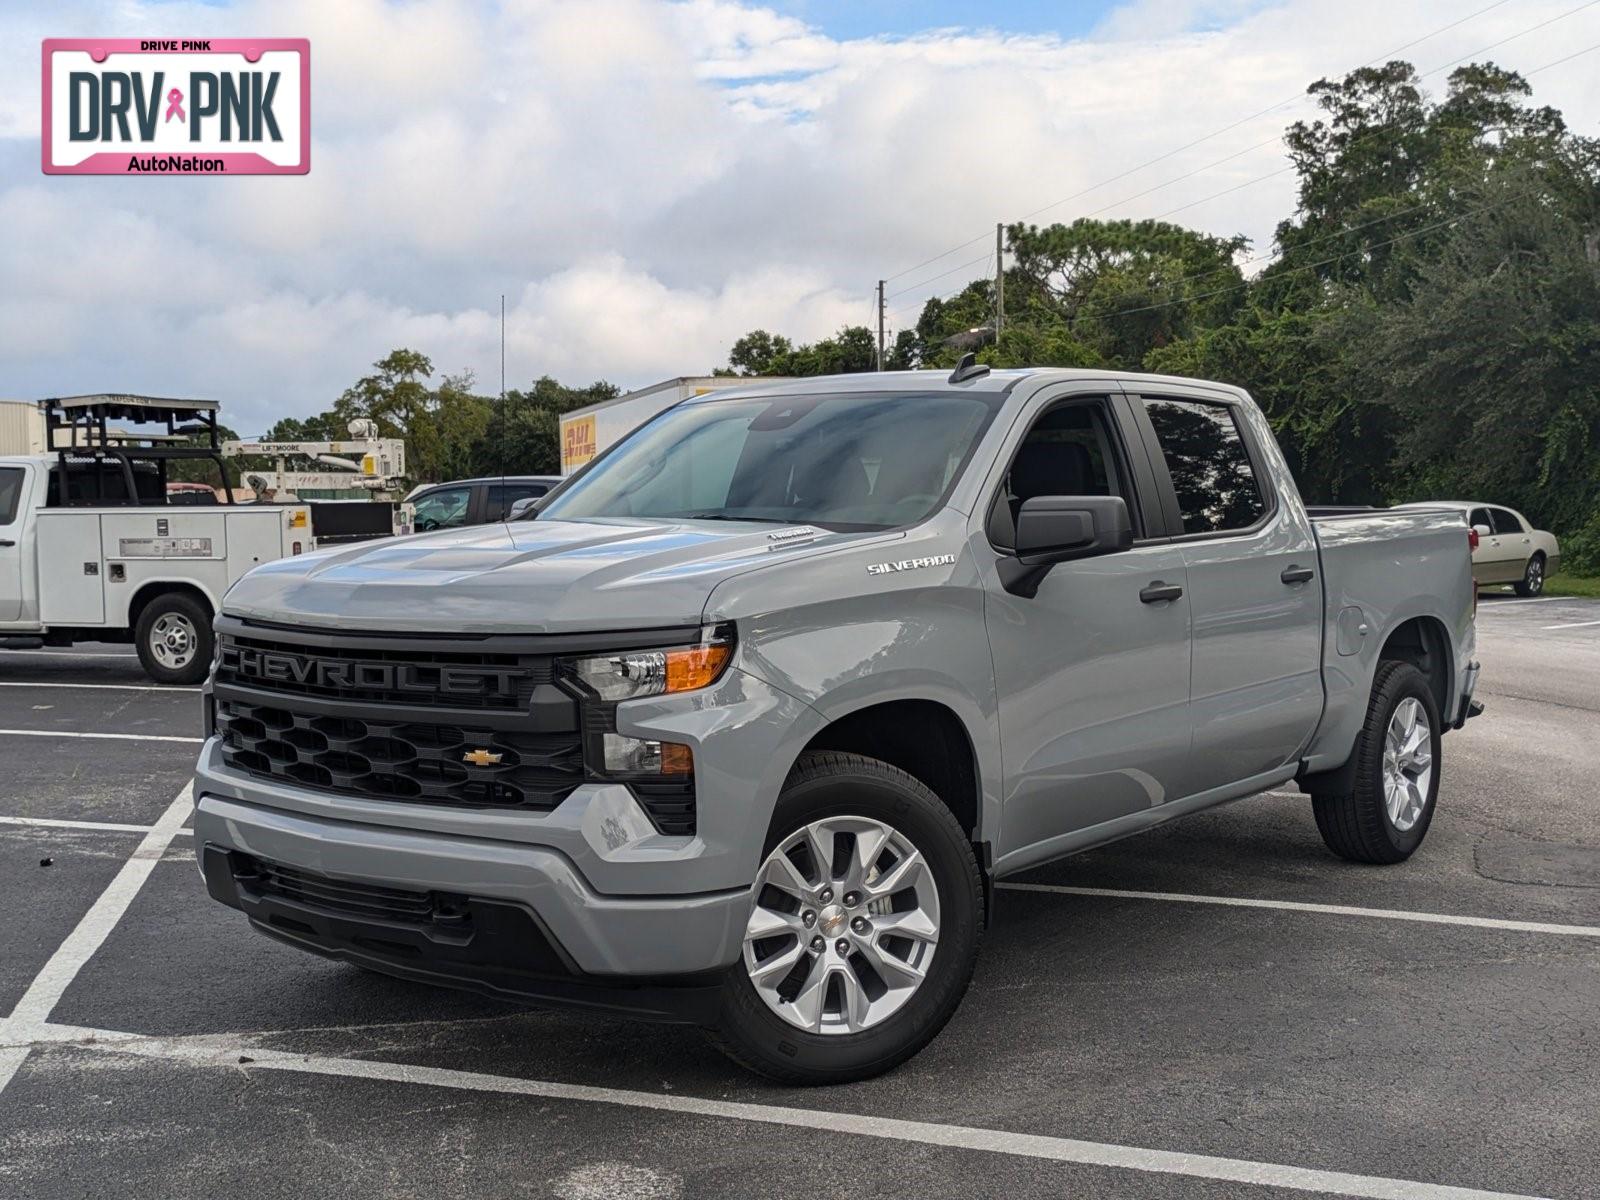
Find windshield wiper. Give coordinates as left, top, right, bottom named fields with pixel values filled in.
left=680, top=512, right=795, bottom=524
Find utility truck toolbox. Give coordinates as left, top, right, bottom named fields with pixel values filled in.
left=195, top=365, right=1480, bottom=1083
left=0, top=394, right=313, bottom=684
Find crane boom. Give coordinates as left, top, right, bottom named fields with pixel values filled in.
left=221, top=419, right=406, bottom=501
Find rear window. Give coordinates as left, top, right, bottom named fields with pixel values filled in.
left=1141, top=398, right=1267, bottom=534
left=1490, top=508, right=1524, bottom=535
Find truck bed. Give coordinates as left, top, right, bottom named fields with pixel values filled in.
left=1303, top=504, right=1476, bottom=774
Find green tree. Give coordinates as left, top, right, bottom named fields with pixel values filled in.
left=1322, top=173, right=1600, bottom=533
left=471, top=376, right=620, bottom=476
left=722, top=326, right=878, bottom=376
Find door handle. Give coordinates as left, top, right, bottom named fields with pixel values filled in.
left=1280, top=564, right=1315, bottom=584
left=0, top=539, right=14, bottom=548
left=1140, top=581, right=1183, bottom=604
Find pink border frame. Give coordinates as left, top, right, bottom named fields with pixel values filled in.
left=41, top=38, right=310, bottom=175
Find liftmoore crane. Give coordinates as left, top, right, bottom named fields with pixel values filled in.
left=221, top=419, right=413, bottom=541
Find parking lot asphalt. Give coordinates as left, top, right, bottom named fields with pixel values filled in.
left=1, top=601, right=1596, bottom=1200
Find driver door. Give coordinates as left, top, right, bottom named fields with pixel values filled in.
left=980, top=391, right=1192, bottom=866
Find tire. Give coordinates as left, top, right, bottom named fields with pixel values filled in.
left=708, top=750, right=983, bottom=1085
left=133, top=592, right=214, bottom=685
left=1312, top=660, right=1442, bottom=865
left=1514, top=553, right=1546, bottom=597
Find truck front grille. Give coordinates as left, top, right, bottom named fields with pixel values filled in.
left=215, top=632, right=543, bottom=712
left=217, top=699, right=584, bottom=811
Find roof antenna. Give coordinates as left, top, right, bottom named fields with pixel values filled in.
left=948, top=352, right=990, bottom=384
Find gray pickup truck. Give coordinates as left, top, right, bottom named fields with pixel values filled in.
left=194, top=365, right=1480, bottom=1083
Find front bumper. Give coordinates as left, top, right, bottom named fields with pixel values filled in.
left=194, top=792, right=749, bottom=1022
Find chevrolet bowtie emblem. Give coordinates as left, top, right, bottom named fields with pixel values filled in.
left=462, top=748, right=503, bottom=767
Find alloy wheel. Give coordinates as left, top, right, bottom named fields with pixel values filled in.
left=1382, top=697, right=1433, bottom=832
left=742, top=815, right=940, bottom=1035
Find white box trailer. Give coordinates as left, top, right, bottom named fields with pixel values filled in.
left=558, top=376, right=794, bottom=475
left=0, top=396, right=314, bottom=683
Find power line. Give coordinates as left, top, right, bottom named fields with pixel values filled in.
left=885, top=252, right=994, bottom=302
left=879, top=0, right=1523, bottom=286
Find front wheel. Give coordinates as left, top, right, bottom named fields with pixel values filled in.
left=1312, top=660, right=1442, bottom=864
left=1514, top=553, right=1546, bottom=597
left=708, top=751, right=983, bottom=1084
left=134, top=592, right=213, bottom=685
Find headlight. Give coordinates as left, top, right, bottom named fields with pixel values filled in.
left=563, top=624, right=734, bottom=702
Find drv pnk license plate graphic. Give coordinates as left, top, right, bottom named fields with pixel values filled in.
left=41, top=38, right=310, bottom=175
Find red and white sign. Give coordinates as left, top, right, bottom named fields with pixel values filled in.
left=42, top=38, right=310, bottom=176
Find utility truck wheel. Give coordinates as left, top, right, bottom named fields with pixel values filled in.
left=134, top=593, right=213, bottom=685
left=710, top=751, right=982, bottom=1085
left=1514, top=553, right=1546, bottom=597
left=1313, top=661, right=1441, bottom=865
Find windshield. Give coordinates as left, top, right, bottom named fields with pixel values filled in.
left=540, top=390, right=1001, bottom=530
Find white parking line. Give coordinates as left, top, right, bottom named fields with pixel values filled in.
left=1000, top=883, right=1600, bottom=938
left=0, top=728, right=202, bottom=744
left=1541, top=619, right=1600, bottom=630
left=0, top=814, right=193, bottom=836
left=5, top=1021, right=1549, bottom=1200
left=0, top=648, right=137, bottom=658
left=0, top=784, right=193, bottom=1095
left=0, top=681, right=201, bottom=693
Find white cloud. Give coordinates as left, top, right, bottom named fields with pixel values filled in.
left=1, top=0, right=1596, bottom=437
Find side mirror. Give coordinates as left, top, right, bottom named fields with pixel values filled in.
left=1001, top=495, right=1133, bottom=598
left=1471, top=523, right=1491, bottom=538
left=507, top=496, right=540, bottom=521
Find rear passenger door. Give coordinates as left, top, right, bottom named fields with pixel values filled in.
left=1486, top=507, right=1532, bottom=582
left=1131, top=391, right=1323, bottom=798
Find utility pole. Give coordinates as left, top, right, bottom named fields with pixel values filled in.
left=876, top=279, right=886, bottom=371
left=994, top=223, right=1004, bottom=342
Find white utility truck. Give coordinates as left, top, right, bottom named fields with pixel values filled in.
left=0, top=395, right=314, bottom=684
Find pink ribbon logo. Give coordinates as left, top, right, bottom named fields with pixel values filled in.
left=164, top=88, right=185, bottom=123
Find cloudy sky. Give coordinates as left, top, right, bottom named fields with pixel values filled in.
left=2, top=0, right=1597, bottom=436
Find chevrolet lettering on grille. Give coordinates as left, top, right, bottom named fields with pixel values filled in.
left=220, top=644, right=522, bottom=699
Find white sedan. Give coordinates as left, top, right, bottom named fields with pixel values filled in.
left=1405, top=502, right=1561, bottom=596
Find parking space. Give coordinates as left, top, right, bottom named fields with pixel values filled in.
left=1, top=603, right=1597, bottom=1200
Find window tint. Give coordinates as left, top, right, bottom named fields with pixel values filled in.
left=1490, top=508, right=1523, bottom=535
left=1468, top=508, right=1492, bottom=531
left=1142, top=399, right=1266, bottom=534
left=0, top=468, right=22, bottom=525
left=991, top=401, right=1129, bottom=546
left=486, top=482, right=549, bottom=521
left=412, top=485, right=472, bottom=531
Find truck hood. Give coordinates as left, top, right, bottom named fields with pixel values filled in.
left=222, top=518, right=884, bottom=633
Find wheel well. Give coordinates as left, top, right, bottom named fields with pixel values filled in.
left=128, top=582, right=214, bottom=629
left=1379, top=616, right=1451, bottom=717
left=802, top=700, right=980, bottom=840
